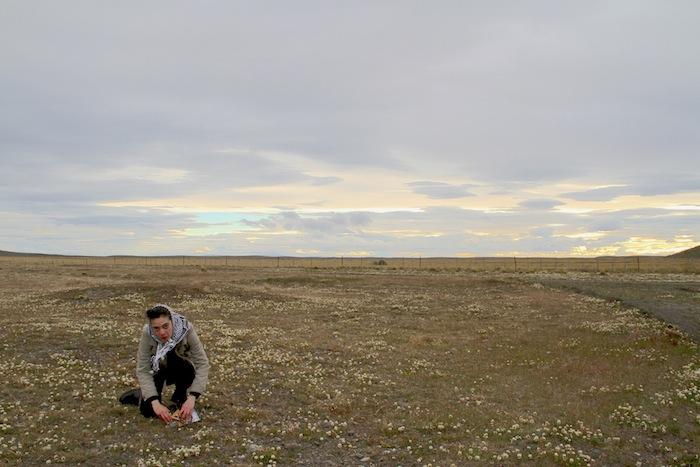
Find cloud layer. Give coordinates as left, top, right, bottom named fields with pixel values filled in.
left=0, top=1, right=698, bottom=256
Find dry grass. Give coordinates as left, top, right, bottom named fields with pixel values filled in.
left=1, top=255, right=699, bottom=273
left=0, top=263, right=697, bottom=466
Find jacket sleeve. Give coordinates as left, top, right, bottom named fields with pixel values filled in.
left=187, top=326, right=210, bottom=396
left=136, top=324, right=159, bottom=401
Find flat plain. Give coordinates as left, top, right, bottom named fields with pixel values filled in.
left=0, top=263, right=697, bottom=466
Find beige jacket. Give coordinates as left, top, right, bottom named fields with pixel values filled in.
left=136, top=323, right=210, bottom=401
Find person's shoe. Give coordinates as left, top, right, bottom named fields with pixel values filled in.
left=118, top=388, right=141, bottom=406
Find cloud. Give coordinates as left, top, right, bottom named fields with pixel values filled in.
left=241, top=211, right=372, bottom=236
left=618, top=235, right=697, bottom=255
left=562, top=186, right=632, bottom=202
left=587, top=219, right=622, bottom=232
left=1, top=3, right=700, bottom=256
left=308, top=176, right=342, bottom=186
left=0, top=148, right=341, bottom=208
left=408, top=181, right=475, bottom=199
left=0, top=205, right=195, bottom=255
left=3, top=201, right=696, bottom=257
left=518, top=199, right=564, bottom=210
left=570, top=244, right=621, bottom=257
left=4, top=2, right=698, bottom=183
left=562, top=176, right=700, bottom=201
left=571, top=235, right=697, bottom=257
left=89, top=166, right=189, bottom=184
left=529, top=226, right=555, bottom=238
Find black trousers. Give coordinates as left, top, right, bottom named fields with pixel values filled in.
left=139, top=350, right=195, bottom=418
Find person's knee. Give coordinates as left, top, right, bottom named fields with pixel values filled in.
left=167, top=353, right=196, bottom=384
left=181, top=359, right=195, bottom=382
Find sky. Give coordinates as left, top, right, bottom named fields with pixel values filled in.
left=1, top=1, right=698, bottom=257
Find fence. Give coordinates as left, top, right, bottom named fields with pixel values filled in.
left=0, top=255, right=698, bottom=273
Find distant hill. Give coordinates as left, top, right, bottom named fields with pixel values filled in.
left=0, top=249, right=29, bottom=256
left=0, top=249, right=57, bottom=257
left=668, top=245, right=700, bottom=258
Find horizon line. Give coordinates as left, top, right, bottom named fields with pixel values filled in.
left=1, top=248, right=696, bottom=260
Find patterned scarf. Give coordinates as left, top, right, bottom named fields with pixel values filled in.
left=148, top=304, right=191, bottom=373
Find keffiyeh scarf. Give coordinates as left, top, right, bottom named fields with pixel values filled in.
left=148, top=304, right=191, bottom=373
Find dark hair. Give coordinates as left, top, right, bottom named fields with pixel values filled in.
left=146, top=305, right=172, bottom=321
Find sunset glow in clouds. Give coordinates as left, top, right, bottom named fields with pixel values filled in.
left=1, top=2, right=698, bottom=257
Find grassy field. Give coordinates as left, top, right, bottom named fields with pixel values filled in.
left=0, top=264, right=697, bottom=465
left=532, top=273, right=700, bottom=341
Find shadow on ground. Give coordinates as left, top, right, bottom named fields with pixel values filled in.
left=532, top=274, right=700, bottom=341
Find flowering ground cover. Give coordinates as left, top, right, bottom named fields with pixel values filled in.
left=0, top=263, right=697, bottom=466
left=529, top=272, right=700, bottom=341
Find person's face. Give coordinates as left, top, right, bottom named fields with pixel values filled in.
left=151, top=316, right=173, bottom=342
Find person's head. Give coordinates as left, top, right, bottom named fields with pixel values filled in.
left=147, top=304, right=173, bottom=342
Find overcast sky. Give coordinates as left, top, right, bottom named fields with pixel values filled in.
left=1, top=1, right=698, bottom=257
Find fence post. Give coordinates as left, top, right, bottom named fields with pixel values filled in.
left=419, top=256, right=422, bottom=269
left=513, top=257, right=517, bottom=272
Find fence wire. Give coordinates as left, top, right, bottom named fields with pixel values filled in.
left=1, top=255, right=697, bottom=273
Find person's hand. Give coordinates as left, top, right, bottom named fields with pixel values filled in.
left=151, top=400, right=172, bottom=423
left=179, top=395, right=196, bottom=421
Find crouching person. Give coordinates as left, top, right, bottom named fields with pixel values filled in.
left=120, top=304, right=209, bottom=423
